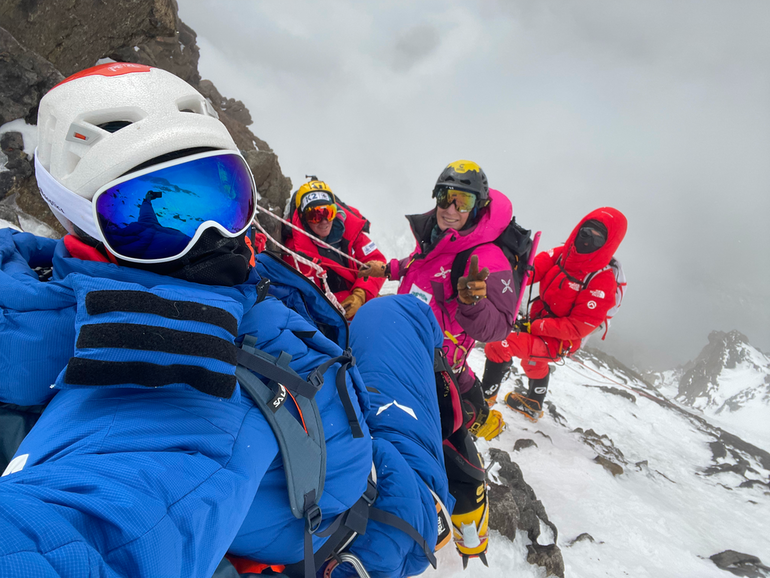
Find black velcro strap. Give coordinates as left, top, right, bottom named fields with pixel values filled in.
left=64, top=358, right=236, bottom=398
left=77, top=323, right=237, bottom=364
left=85, top=290, right=238, bottom=337
left=368, top=507, right=437, bottom=568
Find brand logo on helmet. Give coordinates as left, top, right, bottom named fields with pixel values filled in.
left=300, top=191, right=333, bottom=211
left=448, top=160, right=481, bottom=174
left=55, top=62, right=153, bottom=89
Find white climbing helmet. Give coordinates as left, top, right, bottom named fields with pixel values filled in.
left=35, top=62, right=240, bottom=239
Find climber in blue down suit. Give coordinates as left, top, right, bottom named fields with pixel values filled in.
left=0, top=62, right=451, bottom=578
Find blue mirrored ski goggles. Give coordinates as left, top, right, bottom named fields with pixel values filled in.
left=92, top=150, right=257, bottom=263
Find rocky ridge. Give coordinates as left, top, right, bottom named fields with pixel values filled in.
left=0, top=0, right=291, bottom=238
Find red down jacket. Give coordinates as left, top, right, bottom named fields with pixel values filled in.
left=283, top=205, right=386, bottom=303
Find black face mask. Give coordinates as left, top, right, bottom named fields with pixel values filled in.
left=118, top=228, right=253, bottom=286
left=574, top=220, right=607, bottom=254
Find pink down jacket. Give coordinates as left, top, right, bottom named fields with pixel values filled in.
left=390, top=189, right=517, bottom=393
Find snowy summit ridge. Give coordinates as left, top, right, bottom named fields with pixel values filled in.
left=663, top=330, right=770, bottom=450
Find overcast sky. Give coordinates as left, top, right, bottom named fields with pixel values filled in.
left=178, top=0, right=770, bottom=371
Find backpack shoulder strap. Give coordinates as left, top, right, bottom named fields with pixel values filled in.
left=236, top=335, right=326, bottom=522
left=450, top=245, right=481, bottom=298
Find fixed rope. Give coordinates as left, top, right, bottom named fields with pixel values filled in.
left=251, top=208, right=345, bottom=314
left=255, top=204, right=367, bottom=268
left=567, top=358, right=663, bottom=404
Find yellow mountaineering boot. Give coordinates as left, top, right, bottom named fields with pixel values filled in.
left=470, top=409, right=505, bottom=441
left=464, top=378, right=505, bottom=441
left=451, top=481, right=489, bottom=568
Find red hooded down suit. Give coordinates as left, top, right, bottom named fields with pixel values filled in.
left=485, top=207, right=627, bottom=379
left=283, top=206, right=386, bottom=303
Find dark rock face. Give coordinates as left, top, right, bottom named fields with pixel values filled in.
left=710, top=550, right=770, bottom=578
left=0, top=26, right=64, bottom=125
left=487, top=448, right=565, bottom=577
left=0, top=0, right=177, bottom=77
left=0, top=26, right=66, bottom=231
left=0, top=3, right=292, bottom=238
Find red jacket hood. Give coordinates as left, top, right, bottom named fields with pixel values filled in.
left=561, top=207, right=627, bottom=278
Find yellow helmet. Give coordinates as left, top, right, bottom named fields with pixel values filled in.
left=295, top=176, right=336, bottom=212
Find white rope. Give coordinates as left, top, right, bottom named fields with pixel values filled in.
left=255, top=204, right=368, bottom=268
left=251, top=213, right=346, bottom=314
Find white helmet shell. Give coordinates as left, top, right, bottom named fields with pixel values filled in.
left=36, top=63, right=237, bottom=205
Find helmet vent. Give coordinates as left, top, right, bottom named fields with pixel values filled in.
left=97, top=120, right=133, bottom=133
left=176, top=97, right=205, bottom=115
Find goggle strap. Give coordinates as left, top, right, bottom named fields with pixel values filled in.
left=35, top=153, right=102, bottom=241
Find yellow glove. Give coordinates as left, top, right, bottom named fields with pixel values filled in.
left=357, top=261, right=388, bottom=280
left=457, top=255, right=489, bottom=305
left=341, top=288, right=367, bottom=320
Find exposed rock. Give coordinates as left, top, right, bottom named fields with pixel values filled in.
left=590, top=384, right=637, bottom=403
left=567, top=532, right=599, bottom=546
left=0, top=0, right=177, bottom=77
left=487, top=481, right=520, bottom=542
left=0, top=129, right=64, bottom=234
left=575, top=427, right=627, bottom=467
left=546, top=402, right=569, bottom=427
left=527, top=543, right=565, bottom=578
left=677, top=330, right=769, bottom=409
left=710, top=550, right=770, bottom=578
left=487, top=448, right=564, bottom=576
left=594, top=455, right=624, bottom=476
left=513, top=439, right=537, bottom=452
left=0, top=3, right=292, bottom=237
left=710, top=440, right=728, bottom=460
left=738, top=479, right=770, bottom=490
left=0, top=26, right=64, bottom=125
left=0, top=132, right=30, bottom=201
left=244, top=149, right=293, bottom=242
left=110, top=20, right=201, bottom=87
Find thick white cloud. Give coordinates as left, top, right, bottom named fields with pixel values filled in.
left=179, top=0, right=770, bottom=369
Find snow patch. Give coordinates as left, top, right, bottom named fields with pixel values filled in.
left=0, top=118, right=38, bottom=157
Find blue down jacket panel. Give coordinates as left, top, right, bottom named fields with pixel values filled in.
left=348, top=295, right=453, bottom=578
left=0, top=229, right=445, bottom=578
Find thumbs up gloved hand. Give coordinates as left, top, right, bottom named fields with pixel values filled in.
left=357, top=261, right=389, bottom=280
left=457, top=255, right=489, bottom=305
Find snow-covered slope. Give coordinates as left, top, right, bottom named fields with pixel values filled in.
left=419, top=346, right=770, bottom=578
